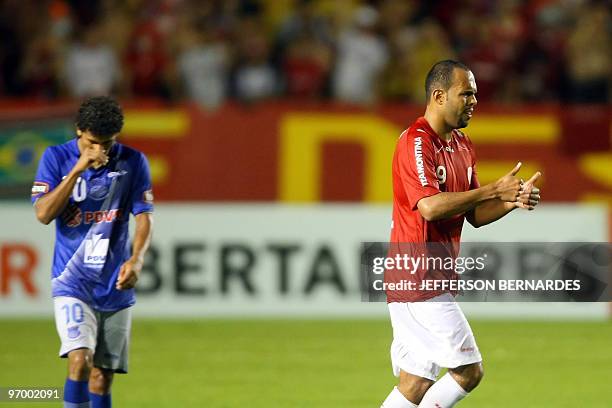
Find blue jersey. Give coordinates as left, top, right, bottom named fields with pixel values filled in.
left=31, top=139, right=153, bottom=311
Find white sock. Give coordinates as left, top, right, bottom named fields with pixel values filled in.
left=418, top=373, right=468, bottom=407
left=381, top=386, right=418, bottom=408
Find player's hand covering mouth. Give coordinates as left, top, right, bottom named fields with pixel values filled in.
left=92, top=159, right=108, bottom=169
left=92, top=149, right=110, bottom=169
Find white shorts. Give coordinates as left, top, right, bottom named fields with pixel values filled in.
left=388, top=293, right=482, bottom=381
left=53, top=296, right=132, bottom=373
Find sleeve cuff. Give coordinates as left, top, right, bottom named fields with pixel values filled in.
left=411, top=188, right=441, bottom=211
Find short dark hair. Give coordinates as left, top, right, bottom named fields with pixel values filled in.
left=425, top=60, right=470, bottom=102
left=75, top=96, right=124, bottom=138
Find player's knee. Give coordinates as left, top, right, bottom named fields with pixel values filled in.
left=450, top=362, right=484, bottom=392
left=89, top=368, right=114, bottom=395
left=467, top=363, right=484, bottom=389
left=68, top=349, right=93, bottom=380
left=397, top=373, right=434, bottom=403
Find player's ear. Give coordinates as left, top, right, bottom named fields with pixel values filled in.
left=76, top=128, right=83, bottom=138
left=432, top=89, right=445, bottom=105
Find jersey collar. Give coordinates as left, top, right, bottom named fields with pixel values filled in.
left=415, top=117, right=454, bottom=145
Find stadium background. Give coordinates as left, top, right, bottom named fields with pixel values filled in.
left=0, top=0, right=610, bottom=407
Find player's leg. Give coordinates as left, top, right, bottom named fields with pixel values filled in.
left=89, top=306, right=132, bottom=408
left=417, top=295, right=483, bottom=408
left=89, top=367, right=114, bottom=408
left=54, top=297, right=98, bottom=408
left=64, top=349, right=94, bottom=408
left=417, top=362, right=484, bottom=408
left=67, top=348, right=94, bottom=380
left=381, top=303, right=442, bottom=407
left=449, top=361, right=484, bottom=391
left=398, top=370, right=434, bottom=401
left=382, top=369, right=433, bottom=407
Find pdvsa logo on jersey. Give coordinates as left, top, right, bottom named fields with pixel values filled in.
left=84, top=234, right=109, bottom=266
left=84, top=209, right=122, bottom=224
left=63, top=204, right=82, bottom=227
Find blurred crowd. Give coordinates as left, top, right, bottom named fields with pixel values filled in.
left=0, top=0, right=610, bottom=108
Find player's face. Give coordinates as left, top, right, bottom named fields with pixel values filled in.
left=77, top=130, right=118, bottom=153
left=445, top=69, right=477, bottom=129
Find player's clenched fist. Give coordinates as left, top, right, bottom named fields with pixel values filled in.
left=74, top=144, right=109, bottom=173
left=515, top=171, right=542, bottom=211
left=494, top=162, right=523, bottom=202
left=116, top=258, right=142, bottom=290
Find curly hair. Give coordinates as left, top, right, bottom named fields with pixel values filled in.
left=75, top=96, right=124, bottom=138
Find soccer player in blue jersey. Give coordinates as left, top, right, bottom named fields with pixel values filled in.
left=31, top=96, right=153, bottom=408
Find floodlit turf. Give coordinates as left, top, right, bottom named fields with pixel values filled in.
left=0, top=319, right=611, bottom=407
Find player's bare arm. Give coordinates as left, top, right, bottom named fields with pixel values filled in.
left=417, top=162, right=527, bottom=222
left=116, top=212, right=153, bottom=290
left=34, top=144, right=109, bottom=225
left=467, top=167, right=542, bottom=228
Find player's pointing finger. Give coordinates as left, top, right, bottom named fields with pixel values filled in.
left=508, top=161, right=522, bottom=176
left=526, top=171, right=542, bottom=185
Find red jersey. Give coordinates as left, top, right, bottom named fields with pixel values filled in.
left=386, top=117, right=479, bottom=302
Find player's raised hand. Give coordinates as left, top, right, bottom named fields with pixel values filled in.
left=74, top=144, right=109, bottom=173
left=494, top=162, right=523, bottom=202
left=515, top=171, right=542, bottom=210
left=116, top=258, right=142, bottom=290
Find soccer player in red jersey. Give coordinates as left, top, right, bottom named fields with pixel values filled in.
left=380, top=60, right=541, bottom=408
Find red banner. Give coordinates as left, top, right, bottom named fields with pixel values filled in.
left=121, top=102, right=611, bottom=204
left=1, top=100, right=610, bottom=203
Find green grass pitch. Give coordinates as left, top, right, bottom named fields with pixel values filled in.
left=1, top=319, right=611, bottom=407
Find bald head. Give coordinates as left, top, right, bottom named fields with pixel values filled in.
left=423, top=60, right=478, bottom=132
left=425, top=60, right=470, bottom=103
